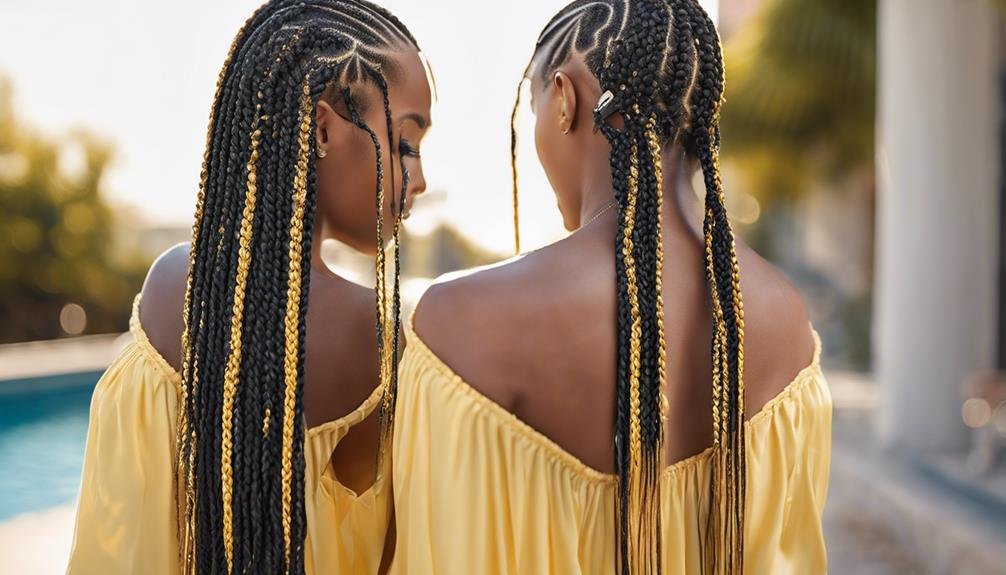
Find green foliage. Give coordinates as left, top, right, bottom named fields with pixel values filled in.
left=0, top=78, right=150, bottom=343
left=719, top=0, right=876, bottom=205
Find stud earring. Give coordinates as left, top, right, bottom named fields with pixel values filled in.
left=316, top=146, right=327, bottom=159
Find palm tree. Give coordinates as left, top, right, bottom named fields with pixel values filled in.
left=720, top=0, right=876, bottom=206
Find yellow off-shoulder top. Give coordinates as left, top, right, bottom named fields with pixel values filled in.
left=389, top=315, right=832, bottom=575
left=66, top=296, right=390, bottom=574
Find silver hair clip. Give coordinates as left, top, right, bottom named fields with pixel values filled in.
left=594, top=90, right=616, bottom=119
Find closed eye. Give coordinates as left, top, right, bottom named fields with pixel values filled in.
left=399, top=140, right=421, bottom=158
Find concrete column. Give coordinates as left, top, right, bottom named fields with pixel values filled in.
left=876, top=0, right=1000, bottom=451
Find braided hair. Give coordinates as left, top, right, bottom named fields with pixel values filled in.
left=177, top=2, right=419, bottom=573
left=514, top=1, right=745, bottom=573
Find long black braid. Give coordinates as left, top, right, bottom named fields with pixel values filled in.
left=515, top=1, right=746, bottom=573
left=177, top=2, right=419, bottom=573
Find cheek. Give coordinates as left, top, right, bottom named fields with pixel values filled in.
left=315, top=135, right=385, bottom=255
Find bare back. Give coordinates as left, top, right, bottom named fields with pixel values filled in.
left=415, top=214, right=816, bottom=474
left=139, top=243, right=383, bottom=494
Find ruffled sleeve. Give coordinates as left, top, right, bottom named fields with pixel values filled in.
left=66, top=299, right=182, bottom=574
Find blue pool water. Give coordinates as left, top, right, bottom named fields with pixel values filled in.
left=0, top=373, right=100, bottom=521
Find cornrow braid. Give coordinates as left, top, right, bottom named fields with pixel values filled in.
left=518, top=1, right=746, bottom=573
left=683, top=4, right=746, bottom=570
left=177, top=2, right=420, bottom=573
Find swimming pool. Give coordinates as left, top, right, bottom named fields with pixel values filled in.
left=0, top=372, right=100, bottom=521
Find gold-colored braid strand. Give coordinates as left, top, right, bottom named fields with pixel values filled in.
left=704, top=212, right=728, bottom=450
left=375, top=253, right=389, bottom=445
left=279, top=81, right=314, bottom=572
left=378, top=220, right=402, bottom=455
left=218, top=113, right=262, bottom=573
left=179, top=31, right=241, bottom=575
left=620, top=138, right=644, bottom=571
left=706, top=126, right=744, bottom=573
left=644, top=117, right=668, bottom=441
left=180, top=359, right=199, bottom=575
left=511, top=82, right=522, bottom=256
left=703, top=202, right=731, bottom=574
left=645, top=118, right=667, bottom=574
left=713, top=144, right=746, bottom=436
left=716, top=143, right=746, bottom=573
left=512, top=170, right=521, bottom=255
left=372, top=132, right=388, bottom=425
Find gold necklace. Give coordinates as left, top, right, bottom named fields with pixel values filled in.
left=581, top=199, right=618, bottom=229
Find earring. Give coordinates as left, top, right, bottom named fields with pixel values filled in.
left=316, top=146, right=327, bottom=159
left=563, top=126, right=570, bottom=135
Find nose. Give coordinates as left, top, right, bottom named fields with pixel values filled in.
left=408, top=161, right=427, bottom=198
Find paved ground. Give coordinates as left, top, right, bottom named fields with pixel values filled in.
left=823, top=375, right=1006, bottom=575
left=0, top=505, right=74, bottom=575
left=824, top=481, right=929, bottom=574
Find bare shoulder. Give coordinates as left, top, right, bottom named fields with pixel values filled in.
left=736, top=244, right=817, bottom=401
left=415, top=233, right=595, bottom=340
left=414, top=254, right=536, bottom=355
left=416, top=251, right=546, bottom=368
left=413, top=235, right=606, bottom=405
left=138, top=243, right=190, bottom=371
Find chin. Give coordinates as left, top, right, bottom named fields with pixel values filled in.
left=556, top=201, right=576, bottom=232
left=560, top=209, right=578, bottom=232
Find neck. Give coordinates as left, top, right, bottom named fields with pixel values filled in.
left=577, top=173, right=618, bottom=227
left=310, top=217, right=329, bottom=273
left=575, top=145, right=700, bottom=234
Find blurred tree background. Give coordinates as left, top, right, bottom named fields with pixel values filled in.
left=721, top=0, right=875, bottom=206
left=720, top=0, right=877, bottom=368
left=0, top=77, right=150, bottom=343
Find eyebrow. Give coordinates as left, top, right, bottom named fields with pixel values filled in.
left=398, top=112, right=430, bottom=130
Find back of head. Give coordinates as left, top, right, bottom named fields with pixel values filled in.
left=178, top=2, right=418, bottom=573
left=515, top=2, right=746, bottom=572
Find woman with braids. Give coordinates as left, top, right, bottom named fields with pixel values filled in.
left=391, top=1, right=830, bottom=574
left=67, top=1, right=431, bottom=573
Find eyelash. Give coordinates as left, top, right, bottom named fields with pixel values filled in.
left=399, top=139, right=421, bottom=158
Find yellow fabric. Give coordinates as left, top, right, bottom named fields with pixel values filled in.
left=390, top=316, right=832, bottom=575
left=67, top=296, right=390, bottom=575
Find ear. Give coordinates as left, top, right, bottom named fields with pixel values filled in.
left=315, top=98, right=354, bottom=157
left=553, top=71, right=578, bottom=134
